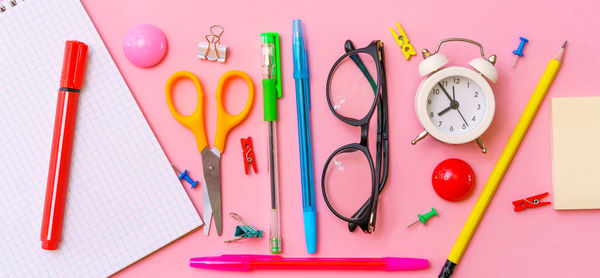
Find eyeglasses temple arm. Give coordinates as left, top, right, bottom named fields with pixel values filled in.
left=344, top=40, right=377, bottom=92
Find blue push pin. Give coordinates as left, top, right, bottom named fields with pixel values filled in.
left=172, top=165, right=198, bottom=188
left=511, top=36, right=529, bottom=68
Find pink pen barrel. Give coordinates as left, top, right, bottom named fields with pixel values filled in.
left=384, top=257, right=429, bottom=270
left=252, top=257, right=384, bottom=270
left=251, top=257, right=429, bottom=271
left=190, top=255, right=429, bottom=271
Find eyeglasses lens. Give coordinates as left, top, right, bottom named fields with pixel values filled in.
left=328, top=52, right=377, bottom=121
left=323, top=148, right=373, bottom=219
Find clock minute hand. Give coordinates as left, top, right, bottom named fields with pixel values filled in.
left=452, top=85, right=456, bottom=101
left=439, top=85, right=459, bottom=116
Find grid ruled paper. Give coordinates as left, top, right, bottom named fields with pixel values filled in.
left=0, top=1, right=203, bottom=277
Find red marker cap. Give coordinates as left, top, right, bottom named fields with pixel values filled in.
left=60, top=41, right=88, bottom=90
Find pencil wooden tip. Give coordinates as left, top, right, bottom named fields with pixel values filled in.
left=554, top=42, right=566, bottom=62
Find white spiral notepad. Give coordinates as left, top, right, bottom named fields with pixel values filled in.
left=0, top=0, right=203, bottom=277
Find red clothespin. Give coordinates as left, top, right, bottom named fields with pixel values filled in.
left=513, top=192, right=551, bottom=212
left=241, top=137, right=257, bottom=174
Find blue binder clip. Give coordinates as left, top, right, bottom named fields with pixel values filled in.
left=225, top=212, right=263, bottom=243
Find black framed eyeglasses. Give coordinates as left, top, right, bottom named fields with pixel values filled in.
left=321, top=40, right=389, bottom=233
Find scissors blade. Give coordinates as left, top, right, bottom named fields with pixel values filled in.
left=201, top=147, right=222, bottom=236
left=202, top=175, right=212, bottom=235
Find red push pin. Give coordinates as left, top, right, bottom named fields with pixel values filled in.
left=513, top=192, right=550, bottom=212
left=241, top=137, right=257, bottom=174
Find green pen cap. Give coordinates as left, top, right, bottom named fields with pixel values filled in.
left=261, top=32, right=282, bottom=122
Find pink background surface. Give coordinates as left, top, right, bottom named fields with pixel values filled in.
left=78, top=0, right=600, bottom=277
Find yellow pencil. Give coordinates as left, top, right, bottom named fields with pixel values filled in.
left=439, top=41, right=567, bottom=278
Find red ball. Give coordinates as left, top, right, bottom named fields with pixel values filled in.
left=432, top=158, right=475, bottom=201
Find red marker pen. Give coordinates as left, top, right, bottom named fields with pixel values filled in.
left=41, top=41, right=88, bottom=250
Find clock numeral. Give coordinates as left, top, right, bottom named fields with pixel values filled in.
left=477, top=104, right=481, bottom=110
left=462, top=123, right=467, bottom=129
left=432, top=89, right=440, bottom=95
left=454, top=78, right=460, bottom=84
left=427, top=99, right=432, bottom=105
left=449, top=126, right=454, bottom=132
left=472, top=116, right=476, bottom=121
left=467, top=82, right=470, bottom=88
left=429, top=112, right=434, bottom=118
left=474, top=91, right=479, bottom=97
left=441, top=81, right=448, bottom=87
left=438, top=121, right=442, bottom=127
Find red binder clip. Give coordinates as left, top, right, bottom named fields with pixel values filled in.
left=241, top=137, right=257, bottom=174
left=513, top=192, right=551, bottom=212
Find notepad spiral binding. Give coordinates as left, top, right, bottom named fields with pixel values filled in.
left=0, top=0, right=21, bottom=13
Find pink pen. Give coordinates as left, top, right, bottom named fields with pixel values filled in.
left=190, top=255, right=429, bottom=271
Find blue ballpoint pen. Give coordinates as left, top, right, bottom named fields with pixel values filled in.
left=292, top=19, right=317, bottom=253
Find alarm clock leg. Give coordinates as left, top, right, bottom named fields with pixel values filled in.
left=476, top=137, right=487, bottom=153
left=411, top=130, right=429, bottom=145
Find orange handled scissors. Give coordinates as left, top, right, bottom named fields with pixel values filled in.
left=166, top=70, right=254, bottom=236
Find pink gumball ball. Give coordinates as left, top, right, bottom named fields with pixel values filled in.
left=123, top=24, right=167, bottom=68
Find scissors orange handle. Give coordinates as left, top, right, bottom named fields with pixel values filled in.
left=214, top=70, right=255, bottom=153
left=165, top=71, right=208, bottom=153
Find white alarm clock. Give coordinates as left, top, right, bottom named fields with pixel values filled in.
left=411, top=38, right=498, bottom=153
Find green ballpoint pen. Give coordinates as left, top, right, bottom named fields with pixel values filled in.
left=261, top=32, right=282, bottom=254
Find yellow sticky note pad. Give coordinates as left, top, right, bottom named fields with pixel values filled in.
left=552, top=97, right=600, bottom=209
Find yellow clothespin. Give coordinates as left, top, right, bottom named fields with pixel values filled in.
left=389, top=22, right=416, bottom=60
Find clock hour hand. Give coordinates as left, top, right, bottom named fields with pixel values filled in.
left=438, top=86, right=459, bottom=116
left=437, top=104, right=468, bottom=125
left=438, top=105, right=452, bottom=116
left=437, top=83, right=468, bottom=126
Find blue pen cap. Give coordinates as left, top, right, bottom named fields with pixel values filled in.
left=293, top=19, right=303, bottom=37
left=292, top=20, right=308, bottom=80
left=303, top=211, right=317, bottom=253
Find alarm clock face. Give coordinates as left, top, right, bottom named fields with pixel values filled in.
left=426, top=75, right=485, bottom=135
left=415, top=67, right=495, bottom=144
